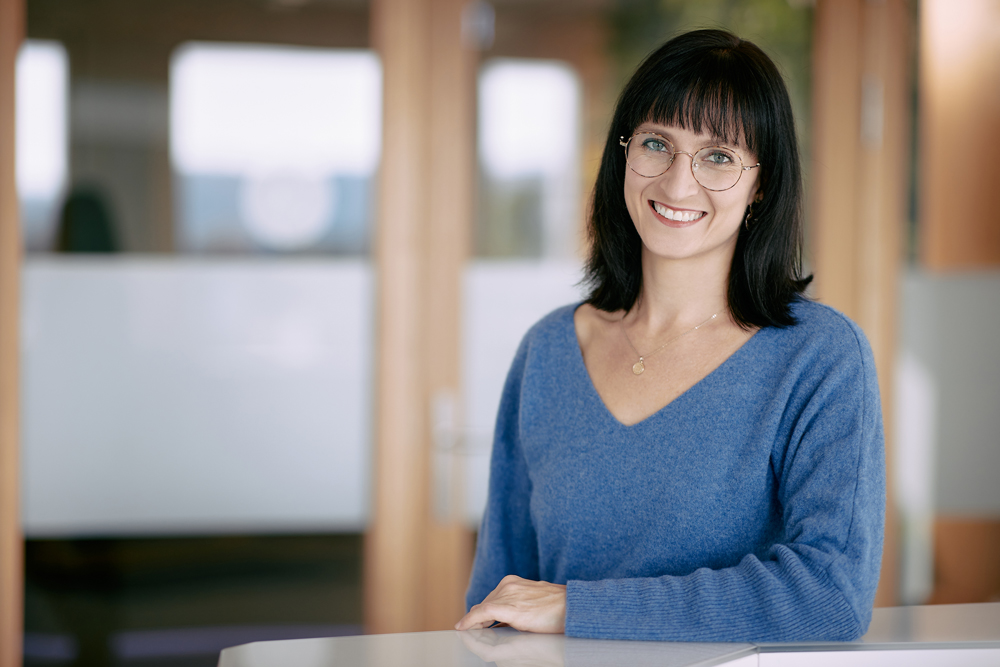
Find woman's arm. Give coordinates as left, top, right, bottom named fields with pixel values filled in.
left=464, top=335, right=542, bottom=612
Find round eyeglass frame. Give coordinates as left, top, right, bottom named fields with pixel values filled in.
left=619, top=132, right=761, bottom=192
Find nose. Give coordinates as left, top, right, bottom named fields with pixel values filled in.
left=659, top=151, right=702, bottom=197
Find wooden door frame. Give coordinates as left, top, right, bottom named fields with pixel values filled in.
left=0, top=0, right=24, bottom=663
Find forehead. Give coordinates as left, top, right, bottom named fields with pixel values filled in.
left=634, top=120, right=752, bottom=154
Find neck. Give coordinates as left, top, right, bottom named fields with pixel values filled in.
left=630, top=245, right=732, bottom=332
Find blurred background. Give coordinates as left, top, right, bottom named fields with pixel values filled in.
left=0, top=0, right=998, bottom=665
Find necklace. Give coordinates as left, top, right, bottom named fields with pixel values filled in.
left=620, top=311, right=718, bottom=375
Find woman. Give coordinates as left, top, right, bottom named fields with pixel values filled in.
left=456, top=29, right=884, bottom=642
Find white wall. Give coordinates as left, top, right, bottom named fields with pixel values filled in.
left=898, top=269, right=1000, bottom=516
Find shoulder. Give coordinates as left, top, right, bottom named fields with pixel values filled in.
left=748, top=298, right=877, bottom=395
left=760, top=301, right=884, bottom=470
left=771, top=298, right=873, bottom=363
left=498, top=302, right=582, bottom=400
left=519, top=302, right=582, bottom=350
left=501, top=302, right=582, bottom=377
left=758, top=299, right=880, bottom=411
left=788, top=297, right=863, bottom=335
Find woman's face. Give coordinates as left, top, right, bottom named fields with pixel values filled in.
left=623, top=121, right=760, bottom=267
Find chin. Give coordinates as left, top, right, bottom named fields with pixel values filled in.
left=637, top=229, right=740, bottom=265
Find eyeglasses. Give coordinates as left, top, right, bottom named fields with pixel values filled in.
left=619, top=132, right=760, bottom=192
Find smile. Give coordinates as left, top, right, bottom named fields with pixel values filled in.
left=650, top=201, right=706, bottom=223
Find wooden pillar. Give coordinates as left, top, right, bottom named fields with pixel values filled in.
left=366, top=0, right=432, bottom=634
left=366, top=0, right=475, bottom=634
left=0, top=0, right=23, bottom=663
left=811, top=0, right=913, bottom=607
left=812, top=2, right=862, bottom=314
left=919, top=0, right=1000, bottom=268
left=422, top=0, right=476, bottom=632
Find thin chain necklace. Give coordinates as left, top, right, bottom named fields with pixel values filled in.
left=620, top=311, right=719, bottom=375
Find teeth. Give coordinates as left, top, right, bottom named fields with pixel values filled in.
left=653, top=202, right=704, bottom=222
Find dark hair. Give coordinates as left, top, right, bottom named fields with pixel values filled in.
left=583, top=29, right=811, bottom=328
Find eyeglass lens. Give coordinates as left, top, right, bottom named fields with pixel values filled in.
left=625, top=133, right=746, bottom=191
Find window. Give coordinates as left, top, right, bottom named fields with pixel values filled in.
left=477, top=59, right=581, bottom=258
left=16, top=40, right=68, bottom=251
left=170, top=43, right=381, bottom=254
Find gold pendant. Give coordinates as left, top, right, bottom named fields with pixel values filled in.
left=632, top=359, right=645, bottom=375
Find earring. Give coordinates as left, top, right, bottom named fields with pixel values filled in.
left=744, top=203, right=753, bottom=230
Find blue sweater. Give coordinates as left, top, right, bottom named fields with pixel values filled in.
left=466, top=299, right=885, bottom=642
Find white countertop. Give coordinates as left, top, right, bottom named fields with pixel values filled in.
left=217, top=602, right=1000, bottom=667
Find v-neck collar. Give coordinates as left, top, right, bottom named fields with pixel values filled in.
left=566, top=302, right=763, bottom=429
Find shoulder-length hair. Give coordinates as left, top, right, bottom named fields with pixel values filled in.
left=583, top=29, right=812, bottom=328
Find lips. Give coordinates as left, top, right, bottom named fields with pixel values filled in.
left=651, top=200, right=706, bottom=223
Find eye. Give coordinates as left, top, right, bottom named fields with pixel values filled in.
left=704, top=149, right=735, bottom=165
left=640, top=136, right=670, bottom=153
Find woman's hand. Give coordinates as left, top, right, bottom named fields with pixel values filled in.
left=455, top=575, right=566, bottom=633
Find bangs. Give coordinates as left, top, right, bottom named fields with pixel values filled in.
left=626, top=49, right=769, bottom=157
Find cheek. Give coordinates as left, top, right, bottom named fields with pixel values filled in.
left=723, top=183, right=758, bottom=215
left=623, top=178, right=643, bottom=225
left=708, top=193, right=751, bottom=228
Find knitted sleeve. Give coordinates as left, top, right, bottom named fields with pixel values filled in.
left=465, top=334, right=540, bottom=611
left=565, top=315, right=886, bottom=642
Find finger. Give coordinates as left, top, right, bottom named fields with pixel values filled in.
left=457, top=575, right=524, bottom=632
left=455, top=604, right=507, bottom=631
left=455, top=614, right=497, bottom=631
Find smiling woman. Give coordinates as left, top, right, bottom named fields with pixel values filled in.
left=458, top=29, right=885, bottom=642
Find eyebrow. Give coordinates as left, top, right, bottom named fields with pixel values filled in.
left=638, top=125, right=741, bottom=151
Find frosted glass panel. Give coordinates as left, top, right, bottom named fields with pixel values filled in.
left=22, top=259, right=372, bottom=536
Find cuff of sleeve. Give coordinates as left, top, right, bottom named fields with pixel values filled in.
left=566, top=578, right=677, bottom=641
left=565, top=553, right=865, bottom=642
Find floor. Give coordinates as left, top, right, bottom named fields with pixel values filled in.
left=24, top=534, right=364, bottom=667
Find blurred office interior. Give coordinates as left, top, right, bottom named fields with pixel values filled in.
left=0, top=0, right=998, bottom=665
